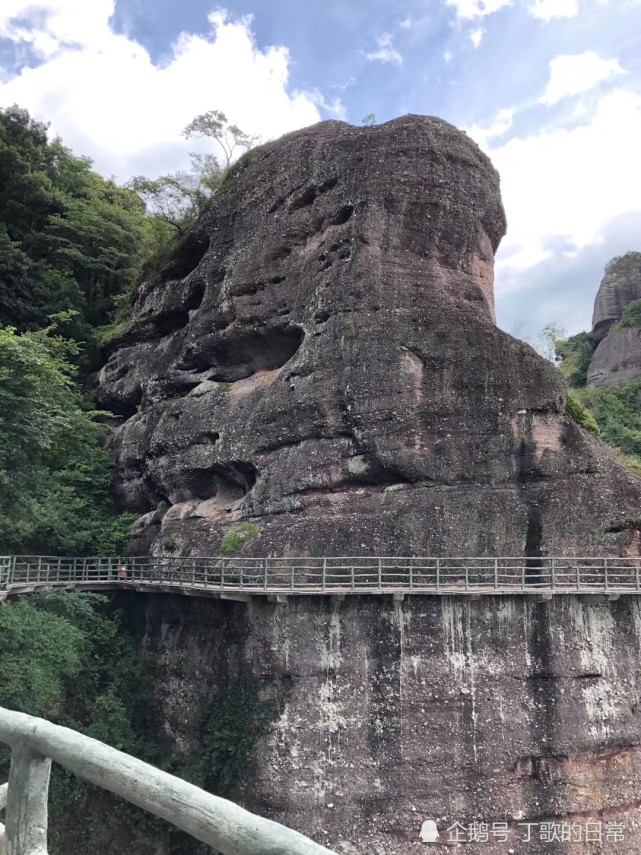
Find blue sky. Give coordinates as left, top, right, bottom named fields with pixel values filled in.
left=1, top=0, right=640, bottom=344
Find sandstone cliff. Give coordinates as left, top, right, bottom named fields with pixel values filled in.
left=588, top=253, right=641, bottom=389
left=99, top=115, right=641, bottom=558
left=129, top=589, right=641, bottom=855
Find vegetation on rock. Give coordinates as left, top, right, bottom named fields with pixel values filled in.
left=612, top=298, right=641, bottom=332
left=220, top=523, right=261, bottom=556
left=605, top=250, right=641, bottom=274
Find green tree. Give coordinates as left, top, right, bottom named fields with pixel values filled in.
left=554, top=331, right=597, bottom=388
left=182, top=110, right=258, bottom=169
left=0, top=105, right=147, bottom=337
left=613, top=299, right=641, bottom=332
left=0, top=321, right=132, bottom=554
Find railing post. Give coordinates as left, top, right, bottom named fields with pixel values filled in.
left=409, top=561, right=413, bottom=591
left=239, top=563, right=243, bottom=589
left=5, top=742, right=51, bottom=855
left=378, top=558, right=382, bottom=592
left=551, top=557, right=556, bottom=591
left=604, top=557, right=609, bottom=592
left=494, top=558, right=498, bottom=591
left=465, top=563, right=469, bottom=592
left=351, top=562, right=355, bottom=592
left=576, top=562, right=580, bottom=591
left=521, top=561, right=525, bottom=591
left=220, top=558, right=225, bottom=590
left=436, top=558, right=440, bottom=593
left=289, top=559, right=294, bottom=592
left=636, top=561, right=640, bottom=592
left=322, top=558, right=327, bottom=593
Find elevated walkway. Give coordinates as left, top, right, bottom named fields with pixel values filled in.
left=2, top=555, right=640, bottom=601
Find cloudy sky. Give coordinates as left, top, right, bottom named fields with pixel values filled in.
left=1, top=0, right=640, bottom=343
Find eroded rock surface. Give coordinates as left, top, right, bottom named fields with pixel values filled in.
left=588, top=255, right=641, bottom=388
left=129, top=590, right=641, bottom=855
left=99, top=116, right=641, bottom=557
left=592, top=259, right=641, bottom=342
left=588, top=328, right=641, bottom=388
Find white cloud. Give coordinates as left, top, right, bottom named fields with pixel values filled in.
left=444, top=50, right=453, bottom=63
left=470, top=27, right=485, bottom=47
left=0, top=3, right=327, bottom=180
left=528, top=0, right=579, bottom=19
left=480, top=89, right=641, bottom=285
left=446, top=0, right=512, bottom=19
left=466, top=106, right=514, bottom=147
left=540, top=50, right=625, bottom=106
left=366, top=33, right=403, bottom=65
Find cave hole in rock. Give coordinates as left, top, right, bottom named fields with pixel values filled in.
left=332, top=204, right=355, bottom=226
left=195, top=325, right=305, bottom=382
left=290, top=185, right=318, bottom=210
left=161, top=231, right=211, bottom=281
left=184, top=460, right=258, bottom=503
left=270, top=245, right=292, bottom=262
left=149, top=279, right=208, bottom=338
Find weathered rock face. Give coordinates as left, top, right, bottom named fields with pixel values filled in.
left=99, top=116, right=641, bottom=557
left=588, top=255, right=641, bottom=388
left=592, top=259, right=641, bottom=342
left=588, top=328, right=641, bottom=388
left=130, top=590, right=641, bottom=855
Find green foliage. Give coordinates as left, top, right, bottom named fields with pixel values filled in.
left=574, top=379, right=641, bottom=464
left=0, top=592, right=166, bottom=854
left=220, top=523, right=261, bottom=556
left=362, top=113, right=377, bottom=126
left=613, top=299, right=641, bottom=332
left=188, top=672, right=289, bottom=797
left=605, top=250, right=641, bottom=275
left=554, top=331, right=597, bottom=388
left=0, top=322, right=133, bottom=554
left=183, top=110, right=258, bottom=169
left=0, top=597, right=84, bottom=715
left=566, top=390, right=600, bottom=435
left=0, top=105, right=146, bottom=338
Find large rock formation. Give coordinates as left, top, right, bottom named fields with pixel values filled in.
left=592, top=255, right=641, bottom=342
left=99, top=116, right=641, bottom=557
left=588, top=254, right=641, bottom=388
left=587, top=327, right=641, bottom=388
left=128, top=589, right=641, bottom=855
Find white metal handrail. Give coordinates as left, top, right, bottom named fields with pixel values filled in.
left=2, top=555, right=641, bottom=596
left=0, top=707, right=337, bottom=855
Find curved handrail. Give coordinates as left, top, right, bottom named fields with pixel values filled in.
left=0, top=707, right=337, bottom=855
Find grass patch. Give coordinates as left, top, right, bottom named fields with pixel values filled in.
left=220, top=523, right=260, bottom=556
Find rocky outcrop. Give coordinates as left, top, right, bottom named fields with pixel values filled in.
left=128, top=590, right=641, bottom=855
left=588, top=254, right=641, bottom=388
left=587, top=327, right=641, bottom=388
left=592, top=257, right=641, bottom=342
left=99, top=116, right=641, bottom=557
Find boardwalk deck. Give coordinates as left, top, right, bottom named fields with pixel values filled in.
left=2, top=555, right=641, bottom=598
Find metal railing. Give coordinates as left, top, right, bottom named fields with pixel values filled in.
left=2, top=555, right=641, bottom=595
left=0, top=706, right=337, bottom=855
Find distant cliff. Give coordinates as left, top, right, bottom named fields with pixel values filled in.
left=588, top=252, right=641, bottom=388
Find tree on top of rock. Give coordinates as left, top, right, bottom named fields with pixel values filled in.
left=182, top=110, right=259, bottom=169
